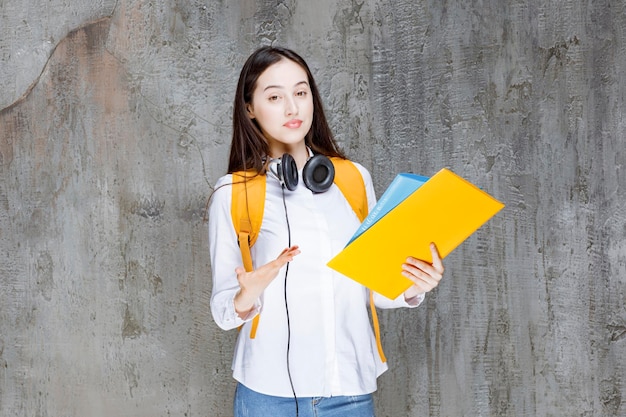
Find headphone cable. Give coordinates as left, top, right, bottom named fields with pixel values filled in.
left=281, top=185, right=299, bottom=417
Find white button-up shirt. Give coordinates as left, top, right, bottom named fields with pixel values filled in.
left=209, top=161, right=423, bottom=398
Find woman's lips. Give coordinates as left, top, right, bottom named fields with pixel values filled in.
left=283, top=119, right=303, bottom=128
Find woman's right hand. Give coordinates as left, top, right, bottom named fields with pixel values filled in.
left=233, top=246, right=300, bottom=317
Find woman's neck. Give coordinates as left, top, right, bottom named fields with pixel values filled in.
left=270, top=143, right=309, bottom=169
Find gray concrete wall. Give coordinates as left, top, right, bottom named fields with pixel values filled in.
left=1, top=0, right=624, bottom=416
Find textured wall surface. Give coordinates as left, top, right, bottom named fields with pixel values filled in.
left=1, top=0, right=625, bottom=416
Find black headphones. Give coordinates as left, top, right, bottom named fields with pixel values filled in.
left=269, top=153, right=335, bottom=193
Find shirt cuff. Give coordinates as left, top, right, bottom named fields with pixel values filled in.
left=403, top=292, right=425, bottom=307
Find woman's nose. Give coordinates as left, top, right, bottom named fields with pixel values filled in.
left=284, top=97, right=298, bottom=115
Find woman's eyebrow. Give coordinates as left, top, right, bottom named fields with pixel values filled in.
left=263, top=80, right=309, bottom=91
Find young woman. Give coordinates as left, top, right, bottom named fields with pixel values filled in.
left=208, top=46, right=444, bottom=417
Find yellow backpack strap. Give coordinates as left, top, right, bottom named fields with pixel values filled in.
left=330, top=157, right=368, bottom=222
left=231, top=171, right=266, bottom=338
left=330, top=157, right=387, bottom=363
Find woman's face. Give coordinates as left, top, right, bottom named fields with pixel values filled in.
left=247, top=58, right=314, bottom=157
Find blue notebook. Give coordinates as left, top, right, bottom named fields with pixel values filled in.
left=348, top=173, right=429, bottom=244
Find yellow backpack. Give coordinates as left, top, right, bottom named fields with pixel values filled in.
left=231, top=157, right=386, bottom=362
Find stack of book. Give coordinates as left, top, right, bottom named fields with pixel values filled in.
left=327, top=168, right=505, bottom=299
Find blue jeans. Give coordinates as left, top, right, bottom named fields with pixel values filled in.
left=234, top=383, right=376, bottom=417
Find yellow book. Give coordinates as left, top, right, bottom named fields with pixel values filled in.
left=327, top=168, right=505, bottom=299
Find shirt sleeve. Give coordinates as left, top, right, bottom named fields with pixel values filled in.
left=373, top=291, right=425, bottom=309
left=208, top=175, right=261, bottom=330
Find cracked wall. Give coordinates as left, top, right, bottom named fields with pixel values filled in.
left=1, top=0, right=625, bottom=416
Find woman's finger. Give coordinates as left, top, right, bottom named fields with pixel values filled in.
left=273, top=246, right=301, bottom=267
left=402, top=266, right=439, bottom=288
left=404, top=257, right=442, bottom=281
left=429, top=243, right=444, bottom=274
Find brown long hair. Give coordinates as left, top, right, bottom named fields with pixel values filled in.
left=228, top=46, right=346, bottom=173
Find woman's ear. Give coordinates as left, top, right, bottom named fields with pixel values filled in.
left=246, top=103, right=255, bottom=119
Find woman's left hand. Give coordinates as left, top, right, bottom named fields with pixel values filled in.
left=402, top=243, right=445, bottom=300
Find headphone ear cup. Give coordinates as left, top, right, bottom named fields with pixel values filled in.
left=302, top=154, right=335, bottom=193
left=279, top=153, right=299, bottom=191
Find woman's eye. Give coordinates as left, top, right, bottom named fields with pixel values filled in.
left=296, top=90, right=307, bottom=97
left=268, top=95, right=281, bottom=101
